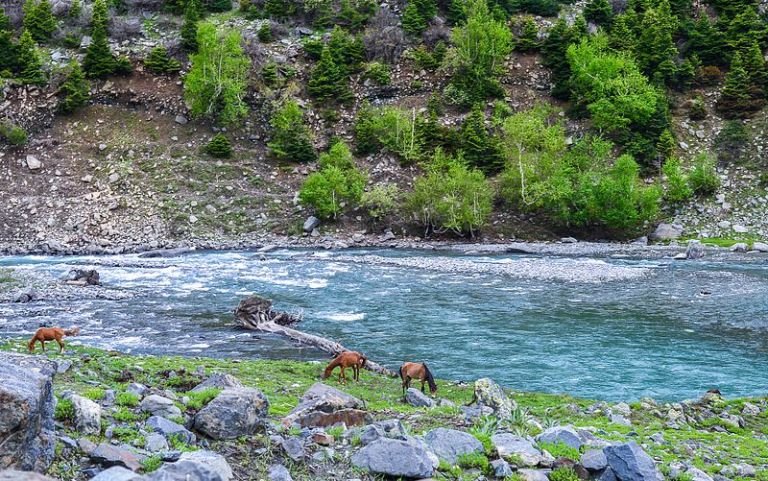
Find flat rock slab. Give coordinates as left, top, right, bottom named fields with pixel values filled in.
left=536, top=426, right=585, bottom=450
left=90, top=466, right=144, bottom=481
left=147, top=416, right=196, bottom=445
left=191, top=374, right=243, bottom=392
left=424, top=428, right=484, bottom=464
left=351, top=438, right=437, bottom=479
left=193, top=387, right=269, bottom=439
left=90, top=443, right=142, bottom=472
left=0, top=353, right=57, bottom=472
left=492, top=433, right=547, bottom=467
left=604, top=442, right=663, bottom=481
left=140, top=395, right=182, bottom=419
left=283, top=383, right=365, bottom=427
left=0, top=471, right=57, bottom=481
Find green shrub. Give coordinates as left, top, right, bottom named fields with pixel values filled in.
left=538, top=441, right=580, bottom=460
left=17, top=29, right=46, bottom=85
left=115, top=391, right=140, bottom=407
left=181, top=0, right=201, bottom=52
left=307, top=47, right=351, bottom=102
left=549, top=467, right=581, bottom=481
left=662, top=157, right=693, bottom=203
left=23, top=0, right=57, bottom=43
left=688, top=153, right=720, bottom=195
left=299, top=141, right=367, bottom=219
left=257, top=22, right=272, bottom=42
left=302, top=37, right=324, bottom=60
left=113, top=406, right=141, bottom=422
left=83, top=387, right=106, bottom=401
left=689, top=96, right=707, bottom=120
left=363, top=62, right=390, bottom=85
left=185, top=387, right=221, bottom=410
left=457, top=452, right=490, bottom=472
left=58, top=61, right=89, bottom=114
left=407, top=148, right=493, bottom=237
left=55, top=398, right=75, bottom=422
left=144, top=47, right=181, bottom=74
left=112, top=426, right=144, bottom=445
left=360, top=184, right=401, bottom=221
left=261, top=62, right=278, bottom=86
left=353, top=105, right=422, bottom=164
left=142, top=455, right=163, bottom=473
left=204, top=133, right=232, bottom=158
left=268, top=100, right=316, bottom=163
left=469, top=415, right=498, bottom=454
left=0, top=122, right=29, bottom=146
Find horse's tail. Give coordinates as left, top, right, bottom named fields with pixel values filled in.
left=423, top=363, right=437, bottom=394
left=398, top=364, right=404, bottom=381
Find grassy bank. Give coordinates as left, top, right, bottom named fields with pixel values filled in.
left=2, top=340, right=767, bottom=480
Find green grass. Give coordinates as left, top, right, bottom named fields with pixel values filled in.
left=112, top=406, right=143, bottom=423
left=83, top=387, right=106, bottom=401
left=538, top=441, right=581, bottom=460
left=185, top=387, right=221, bottom=411
left=54, top=397, right=75, bottom=422
left=141, top=455, right=163, bottom=473
left=115, top=391, right=141, bottom=407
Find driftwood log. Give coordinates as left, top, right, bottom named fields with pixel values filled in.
left=234, top=295, right=396, bottom=377
left=65, top=269, right=100, bottom=286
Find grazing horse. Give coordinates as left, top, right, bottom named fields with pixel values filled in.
left=399, top=362, right=437, bottom=399
left=28, top=326, right=80, bottom=353
left=322, top=351, right=367, bottom=384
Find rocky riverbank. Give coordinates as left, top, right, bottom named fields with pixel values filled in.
left=1, top=343, right=767, bottom=481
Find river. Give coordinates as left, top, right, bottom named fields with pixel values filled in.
left=1, top=246, right=767, bottom=402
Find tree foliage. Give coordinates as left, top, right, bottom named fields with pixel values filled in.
left=58, top=61, right=90, bottom=114
left=23, top=0, right=56, bottom=43
left=268, top=99, right=316, bottom=163
left=184, top=22, right=250, bottom=124
left=299, top=141, right=367, bottom=219
left=16, top=29, right=45, bottom=85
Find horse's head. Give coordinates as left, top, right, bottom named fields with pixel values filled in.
left=358, top=356, right=367, bottom=368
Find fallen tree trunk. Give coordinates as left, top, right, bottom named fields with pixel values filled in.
left=234, top=296, right=396, bottom=377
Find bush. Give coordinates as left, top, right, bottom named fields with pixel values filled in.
left=144, top=46, right=181, bottom=74
left=204, top=133, right=232, bottom=158
left=538, top=441, right=580, bottom=460
left=696, top=65, right=722, bottom=86
left=689, top=96, right=706, bottom=120
left=24, top=0, right=57, bottom=43
left=457, top=452, right=490, bottom=472
left=662, top=157, right=692, bottom=204
left=115, top=391, right=140, bottom=407
left=307, top=47, right=351, bottom=102
left=550, top=467, right=581, bottom=481
left=363, top=61, right=390, bottom=85
left=54, top=398, right=75, bottom=422
left=353, top=105, right=422, bottom=164
left=268, top=100, right=316, bottom=162
left=83, top=387, right=106, bottom=401
left=257, top=22, right=272, bottom=42
left=185, top=387, right=221, bottom=410
left=688, top=153, right=720, bottom=195
left=0, top=122, right=29, bottom=146
left=261, top=62, right=278, bottom=86
left=407, top=148, right=493, bottom=237
left=299, top=141, right=367, bottom=219
left=360, top=184, right=401, bottom=221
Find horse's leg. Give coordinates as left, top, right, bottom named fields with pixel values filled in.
left=41, top=340, right=46, bottom=352
left=339, top=366, right=346, bottom=384
left=421, top=379, right=426, bottom=393
left=57, top=338, right=64, bottom=353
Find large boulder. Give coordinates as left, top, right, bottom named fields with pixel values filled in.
left=147, top=416, right=196, bottom=445
left=405, top=388, right=434, bottom=408
left=69, top=394, right=102, bottom=435
left=283, top=383, right=368, bottom=428
left=0, top=353, right=57, bottom=472
left=140, top=395, right=182, bottom=418
left=0, top=471, right=57, bottom=481
left=424, top=428, right=484, bottom=464
left=90, top=466, right=144, bottom=481
left=89, top=443, right=142, bottom=471
left=604, top=442, right=663, bottom=481
left=351, top=438, right=437, bottom=478
left=190, top=374, right=243, bottom=392
left=473, top=378, right=516, bottom=420
left=193, top=387, right=269, bottom=439
left=359, top=419, right=408, bottom=445
left=536, top=426, right=585, bottom=450
left=650, top=223, right=683, bottom=241
left=491, top=433, right=549, bottom=467
left=581, top=449, right=609, bottom=471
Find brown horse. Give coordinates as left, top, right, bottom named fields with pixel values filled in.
left=322, top=351, right=367, bottom=384
left=399, top=362, right=437, bottom=399
left=28, top=326, right=80, bottom=353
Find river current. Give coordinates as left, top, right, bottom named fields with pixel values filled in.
left=1, top=247, right=767, bottom=401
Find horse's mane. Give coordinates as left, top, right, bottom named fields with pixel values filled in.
left=422, top=363, right=437, bottom=393
left=322, top=356, right=341, bottom=379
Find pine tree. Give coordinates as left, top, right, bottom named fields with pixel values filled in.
left=144, top=46, right=181, bottom=74
left=584, top=0, right=613, bottom=27
left=204, top=133, right=232, bottom=157
left=69, top=0, right=82, bottom=19
left=447, top=0, right=465, bottom=25
left=328, top=26, right=363, bottom=73
left=687, top=15, right=726, bottom=66
left=725, top=7, right=765, bottom=53
left=207, top=0, right=232, bottom=12
left=516, top=16, right=539, bottom=52
left=401, top=2, right=427, bottom=36
left=635, top=5, right=677, bottom=84
left=307, top=47, right=351, bottom=102
left=742, top=40, right=767, bottom=96
left=24, top=0, right=57, bottom=43
left=459, top=104, right=503, bottom=174
left=268, top=99, right=316, bottom=162
left=717, top=52, right=754, bottom=116
left=83, top=0, right=118, bottom=78
left=0, top=10, right=18, bottom=74
left=656, top=129, right=675, bottom=160
left=58, top=60, right=89, bottom=114
left=17, top=29, right=45, bottom=85
left=542, top=17, right=583, bottom=99
left=607, top=14, right=635, bottom=52
left=181, top=0, right=202, bottom=51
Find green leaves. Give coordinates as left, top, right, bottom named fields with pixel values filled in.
left=58, top=61, right=90, bottom=114
left=299, top=142, right=367, bottom=219
left=268, top=100, right=316, bottom=163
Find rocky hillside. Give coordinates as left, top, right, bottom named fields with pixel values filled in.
left=2, top=343, right=768, bottom=481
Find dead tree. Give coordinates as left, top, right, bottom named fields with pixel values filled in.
left=234, top=295, right=396, bottom=377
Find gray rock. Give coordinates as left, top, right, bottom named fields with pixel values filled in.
left=282, top=383, right=366, bottom=428
left=604, top=442, right=663, bottom=481
left=721, top=464, right=756, bottom=478
left=126, top=383, right=148, bottom=398
left=0, top=471, right=58, bottom=481
left=55, top=360, right=72, bottom=374
left=69, top=394, right=101, bottom=435
left=351, top=438, right=437, bottom=478
left=685, top=240, right=704, bottom=260
left=268, top=464, right=292, bottom=481
left=359, top=419, right=407, bottom=445
left=405, top=388, right=434, bottom=408
left=610, top=414, right=632, bottom=426
left=424, top=428, right=484, bottom=464
left=145, top=433, right=169, bottom=452
left=473, top=378, right=516, bottom=420
left=561, top=237, right=578, bottom=243
left=751, top=242, right=768, bottom=253
left=518, top=469, right=551, bottom=481
left=649, top=433, right=665, bottom=444
left=175, top=451, right=233, bottom=480
left=174, top=115, right=188, bottom=125
left=0, top=353, right=57, bottom=472
left=146, top=416, right=196, bottom=445
left=536, top=425, right=584, bottom=450
left=26, top=155, right=42, bottom=170
left=193, top=387, right=269, bottom=439
left=190, top=373, right=243, bottom=392
left=280, top=436, right=305, bottom=461
left=491, top=433, right=545, bottom=466
left=730, top=243, right=748, bottom=253
left=303, top=216, right=320, bottom=233
left=141, top=395, right=182, bottom=418
left=650, top=223, right=683, bottom=241
left=90, top=466, right=144, bottom=481
left=733, top=225, right=748, bottom=234
left=741, top=403, right=760, bottom=416
left=491, top=459, right=513, bottom=478
left=600, top=468, right=619, bottom=481
left=581, top=449, right=608, bottom=471
left=687, top=467, right=714, bottom=481
left=90, top=443, right=141, bottom=471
